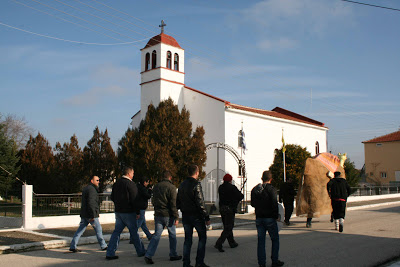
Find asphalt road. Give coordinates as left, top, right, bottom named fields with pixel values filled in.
left=1, top=203, right=399, bottom=267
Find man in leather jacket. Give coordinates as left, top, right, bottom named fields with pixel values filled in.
left=70, top=176, right=107, bottom=252
left=177, top=164, right=211, bottom=267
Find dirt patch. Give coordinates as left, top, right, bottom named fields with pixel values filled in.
left=0, top=231, right=60, bottom=246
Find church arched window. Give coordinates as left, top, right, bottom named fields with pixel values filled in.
left=145, top=52, right=150, bottom=71
left=151, top=50, right=157, bottom=69
left=166, top=51, right=172, bottom=69
left=174, top=53, right=179, bottom=71
left=315, top=141, right=320, bottom=154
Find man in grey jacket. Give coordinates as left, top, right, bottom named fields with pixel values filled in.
left=70, top=176, right=107, bottom=252
left=144, top=170, right=182, bottom=264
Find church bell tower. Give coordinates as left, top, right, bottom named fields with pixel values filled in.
left=140, top=20, right=185, bottom=120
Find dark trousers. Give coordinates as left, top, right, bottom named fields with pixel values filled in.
left=332, top=200, right=347, bottom=219
left=283, top=201, right=294, bottom=222
left=216, top=205, right=236, bottom=246
left=182, top=215, right=207, bottom=267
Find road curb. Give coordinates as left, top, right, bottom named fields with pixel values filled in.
left=1, top=201, right=398, bottom=254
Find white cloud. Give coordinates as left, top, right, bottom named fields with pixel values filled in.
left=242, top=0, right=353, bottom=35
left=257, top=38, right=298, bottom=52
left=63, top=85, right=128, bottom=106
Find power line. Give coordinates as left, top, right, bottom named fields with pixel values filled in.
left=341, top=0, right=400, bottom=12
left=12, top=0, right=127, bottom=42
left=28, top=0, right=138, bottom=41
left=0, top=21, right=149, bottom=45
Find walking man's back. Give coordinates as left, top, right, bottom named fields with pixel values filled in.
left=177, top=164, right=210, bottom=267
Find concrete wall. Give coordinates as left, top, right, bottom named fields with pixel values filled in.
left=364, top=141, right=400, bottom=183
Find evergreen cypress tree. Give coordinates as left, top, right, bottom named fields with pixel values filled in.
left=19, top=133, right=56, bottom=193
left=269, top=144, right=311, bottom=189
left=83, top=127, right=117, bottom=192
left=118, top=98, right=207, bottom=186
left=0, top=123, right=20, bottom=198
left=54, top=134, right=84, bottom=193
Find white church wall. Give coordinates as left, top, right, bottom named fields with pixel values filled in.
left=140, top=81, right=161, bottom=120
left=224, top=108, right=328, bottom=193
left=159, top=81, right=184, bottom=106
left=182, top=89, right=226, bottom=180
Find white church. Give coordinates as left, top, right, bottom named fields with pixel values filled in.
left=131, top=27, right=328, bottom=202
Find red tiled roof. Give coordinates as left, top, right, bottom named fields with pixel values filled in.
left=143, top=33, right=182, bottom=49
left=362, top=130, right=400, bottom=143
left=226, top=103, right=327, bottom=128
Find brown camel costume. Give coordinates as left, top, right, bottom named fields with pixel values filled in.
left=296, top=153, right=346, bottom=220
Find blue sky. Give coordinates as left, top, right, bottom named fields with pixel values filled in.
left=1, top=0, right=399, bottom=169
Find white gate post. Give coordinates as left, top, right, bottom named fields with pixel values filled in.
left=22, top=184, right=33, bottom=230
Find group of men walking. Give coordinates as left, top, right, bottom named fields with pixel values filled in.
left=70, top=165, right=350, bottom=267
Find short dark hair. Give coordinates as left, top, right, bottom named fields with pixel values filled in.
left=188, top=164, right=199, bottom=176
left=140, top=176, right=149, bottom=184
left=261, top=170, right=272, bottom=182
left=163, top=170, right=172, bottom=180
left=123, top=166, right=134, bottom=176
left=89, top=176, right=96, bottom=183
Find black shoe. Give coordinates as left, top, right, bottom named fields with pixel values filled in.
left=69, top=248, right=81, bottom=253
left=102, top=247, right=108, bottom=251
left=272, top=260, right=285, bottom=267
left=106, top=255, right=119, bottom=260
left=229, top=242, right=238, bottom=248
left=284, top=221, right=290, bottom=226
left=339, top=224, right=343, bottom=232
left=145, top=257, right=154, bottom=264
left=214, top=244, right=224, bottom=252
left=170, top=255, right=182, bottom=261
left=129, top=240, right=133, bottom=244
left=195, top=263, right=210, bottom=267
left=306, top=222, right=312, bottom=228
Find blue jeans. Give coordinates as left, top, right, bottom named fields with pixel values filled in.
left=256, top=218, right=280, bottom=265
left=182, top=215, right=207, bottom=267
left=136, top=210, right=152, bottom=239
left=145, top=216, right=178, bottom=259
left=70, top=217, right=107, bottom=250
left=106, top=212, right=145, bottom=257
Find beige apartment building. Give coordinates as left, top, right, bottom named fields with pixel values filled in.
left=362, top=130, right=400, bottom=184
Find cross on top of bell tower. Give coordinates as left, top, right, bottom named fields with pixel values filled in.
left=159, top=20, right=166, bottom=33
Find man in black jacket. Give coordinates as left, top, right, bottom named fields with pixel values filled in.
left=135, top=176, right=153, bottom=242
left=177, top=165, right=210, bottom=267
left=106, top=166, right=146, bottom=260
left=327, top=171, right=351, bottom=232
left=70, top=176, right=107, bottom=252
left=144, top=171, right=182, bottom=264
left=251, top=171, right=284, bottom=267
left=279, top=178, right=296, bottom=226
left=214, top=173, right=244, bottom=252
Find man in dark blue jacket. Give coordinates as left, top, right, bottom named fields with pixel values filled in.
left=70, top=176, right=107, bottom=252
left=106, top=166, right=146, bottom=260
left=251, top=171, right=284, bottom=267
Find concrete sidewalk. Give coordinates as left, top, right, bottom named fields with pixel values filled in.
left=0, top=197, right=399, bottom=255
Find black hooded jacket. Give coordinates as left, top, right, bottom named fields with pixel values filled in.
left=251, top=183, right=279, bottom=219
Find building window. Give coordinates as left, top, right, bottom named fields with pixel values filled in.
left=315, top=141, right=320, bottom=154
left=174, top=53, right=179, bottom=71
left=376, top=143, right=383, bottom=147
left=145, top=52, right=150, bottom=71
left=380, top=172, right=387, bottom=179
left=166, top=51, right=172, bottom=69
left=151, top=50, right=157, bottom=69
